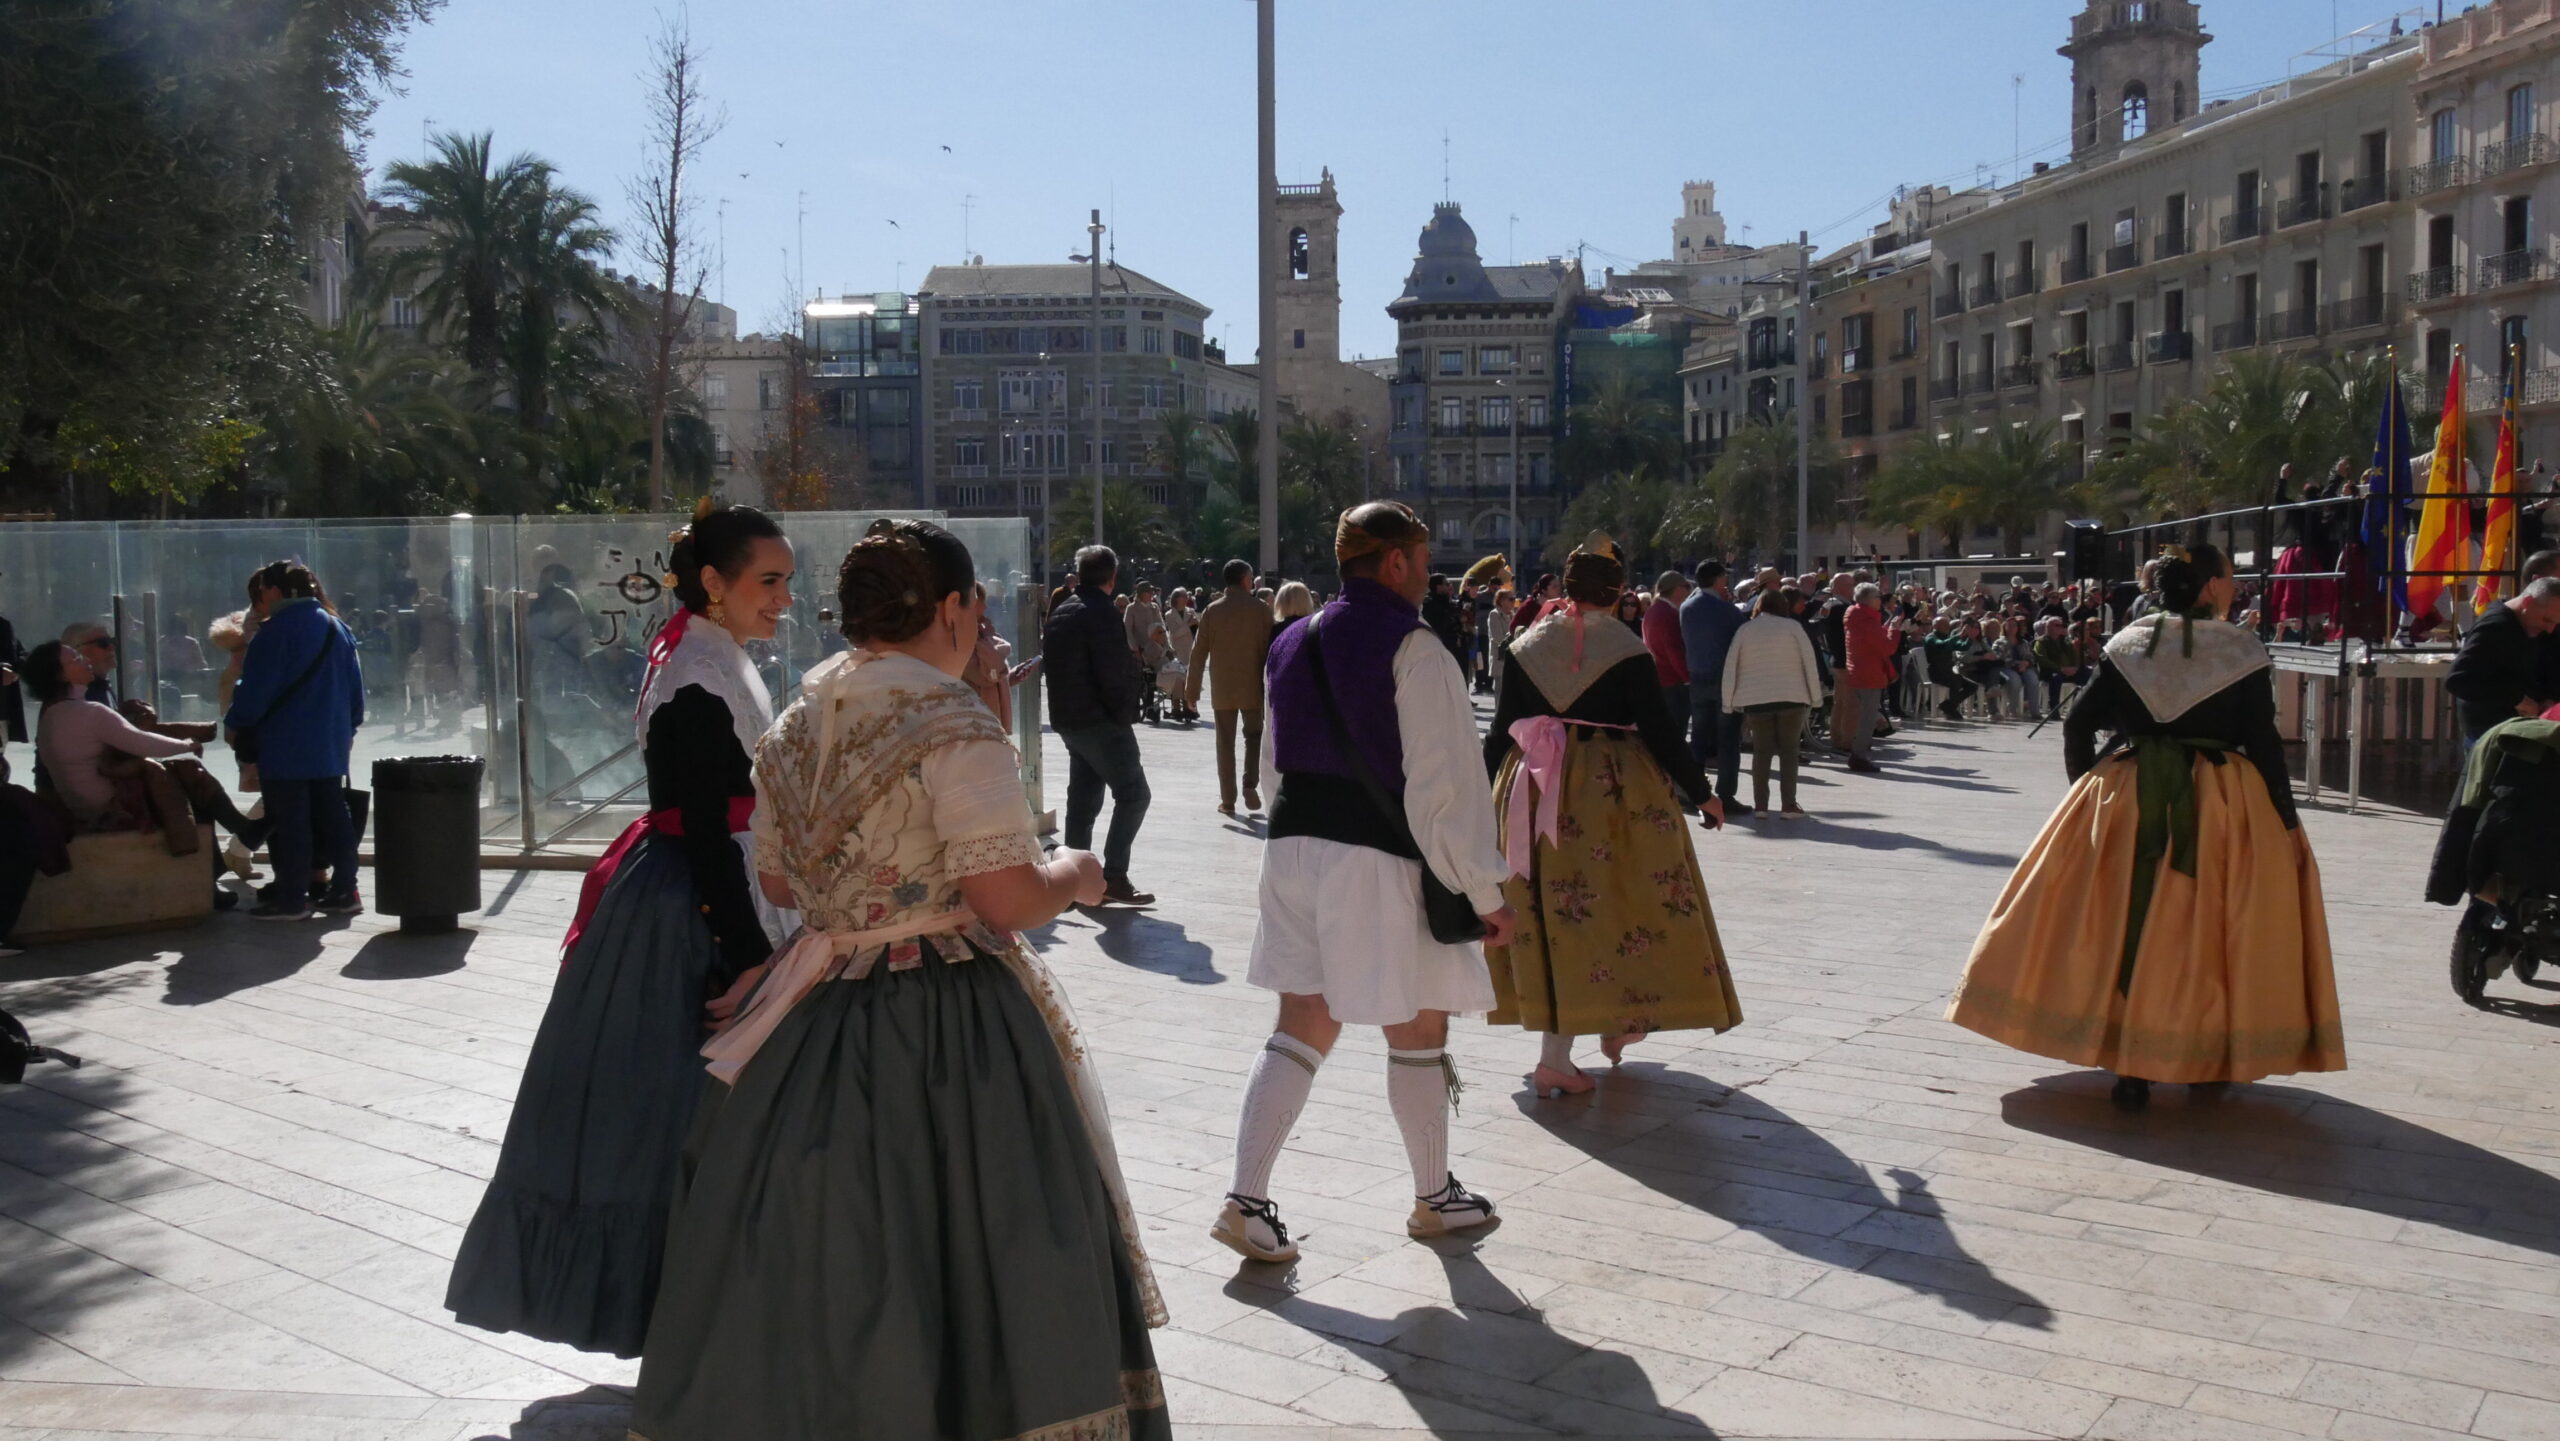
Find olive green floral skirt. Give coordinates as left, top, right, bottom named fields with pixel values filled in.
left=1486, top=733, right=1742, bottom=1038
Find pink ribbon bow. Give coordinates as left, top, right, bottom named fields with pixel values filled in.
left=1504, top=715, right=1634, bottom=878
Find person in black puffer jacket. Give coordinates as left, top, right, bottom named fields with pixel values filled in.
left=1043, top=545, right=1152, bottom=904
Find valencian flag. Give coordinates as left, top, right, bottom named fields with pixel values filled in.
left=2407, top=346, right=2472, bottom=621
left=2358, top=352, right=2415, bottom=618
left=2477, top=347, right=2523, bottom=613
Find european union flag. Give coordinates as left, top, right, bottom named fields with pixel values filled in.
left=2359, top=364, right=2413, bottom=616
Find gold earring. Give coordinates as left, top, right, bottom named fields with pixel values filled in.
left=708, top=597, right=729, bottom=626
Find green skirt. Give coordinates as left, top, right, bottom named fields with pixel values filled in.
left=630, top=937, right=1169, bottom=1441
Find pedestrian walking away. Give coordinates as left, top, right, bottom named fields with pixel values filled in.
left=1946, top=544, right=2345, bottom=1113
left=1679, top=560, right=1750, bottom=814
left=1186, top=558, right=1276, bottom=816
left=1214, top=501, right=1517, bottom=1265
left=630, top=518, right=1166, bottom=1441
left=1485, top=535, right=1738, bottom=1098
left=1721, top=585, right=1825, bottom=819
left=222, top=562, right=364, bottom=919
left=1046, top=544, right=1155, bottom=904
left=445, top=502, right=797, bottom=1357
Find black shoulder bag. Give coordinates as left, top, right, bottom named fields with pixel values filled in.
left=1303, top=615, right=1489, bottom=945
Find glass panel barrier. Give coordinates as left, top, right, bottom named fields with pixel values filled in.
left=0, top=512, right=1026, bottom=857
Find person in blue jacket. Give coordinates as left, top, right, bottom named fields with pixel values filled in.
left=224, top=561, right=364, bottom=921
left=1678, top=560, right=1750, bottom=814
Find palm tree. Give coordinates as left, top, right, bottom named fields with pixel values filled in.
left=1047, top=480, right=1191, bottom=572
left=1216, top=407, right=1260, bottom=507
left=262, top=316, right=478, bottom=516
left=373, top=132, right=549, bottom=379
left=1545, top=468, right=1674, bottom=573
left=1661, top=412, right=1841, bottom=563
left=1863, top=429, right=1979, bottom=554
left=1557, top=372, right=1678, bottom=485
left=500, top=178, right=622, bottom=435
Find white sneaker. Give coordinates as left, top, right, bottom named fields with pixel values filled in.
left=1781, top=807, right=1809, bottom=820
left=1408, top=1174, right=1499, bottom=1240
left=1211, top=1193, right=1299, bottom=1263
left=222, top=836, right=260, bottom=882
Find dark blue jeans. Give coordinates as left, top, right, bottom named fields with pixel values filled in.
left=1057, top=723, right=1150, bottom=885
left=1686, top=679, right=1744, bottom=802
left=266, top=776, right=358, bottom=906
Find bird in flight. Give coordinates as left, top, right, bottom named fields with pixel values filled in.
left=884, top=218, right=901, bottom=229
left=940, top=145, right=953, bottom=153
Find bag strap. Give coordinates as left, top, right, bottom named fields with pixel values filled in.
left=235, top=614, right=343, bottom=730
left=1303, top=614, right=1430, bottom=865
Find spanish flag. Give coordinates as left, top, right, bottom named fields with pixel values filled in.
left=2477, top=348, right=2522, bottom=613
left=2406, top=348, right=2471, bottom=622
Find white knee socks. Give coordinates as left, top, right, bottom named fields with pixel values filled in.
left=1387, top=1048, right=1458, bottom=1198
left=1230, top=1033, right=1323, bottom=1200
left=1538, top=1032, right=1576, bottom=1072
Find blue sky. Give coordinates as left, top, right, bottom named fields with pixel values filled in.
left=363, top=0, right=2417, bottom=360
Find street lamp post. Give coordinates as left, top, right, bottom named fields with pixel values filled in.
left=1492, top=376, right=1521, bottom=573
left=1254, top=0, right=1279, bottom=576
left=1071, top=212, right=1105, bottom=549
left=1736, top=233, right=1816, bottom=570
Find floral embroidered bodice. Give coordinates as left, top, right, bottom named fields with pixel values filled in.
left=750, top=649, right=1039, bottom=945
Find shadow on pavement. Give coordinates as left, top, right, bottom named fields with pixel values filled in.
left=1224, top=1247, right=1716, bottom=1436
left=158, top=920, right=338, bottom=1006
left=0, top=1068, right=158, bottom=1379
left=1076, top=907, right=1224, bottom=985
left=1520, top=1080, right=2050, bottom=1328
left=341, top=925, right=475, bottom=980
left=2001, top=1078, right=2560, bottom=1258
left=1773, top=814, right=2020, bottom=870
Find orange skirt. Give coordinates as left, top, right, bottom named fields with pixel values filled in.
left=1946, top=753, right=2346, bottom=1084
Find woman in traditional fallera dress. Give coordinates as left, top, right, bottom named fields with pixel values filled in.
left=444, top=503, right=798, bottom=1357
left=631, top=519, right=1169, bottom=1441
left=1947, top=544, right=2346, bottom=1111
left=1484, top=536, right=1739, bottom=1099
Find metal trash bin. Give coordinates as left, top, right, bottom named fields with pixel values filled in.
left=371, top=756, right=486, bottom=934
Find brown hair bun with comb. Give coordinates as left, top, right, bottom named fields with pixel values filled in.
left=836, top=518, right=977, bottom=644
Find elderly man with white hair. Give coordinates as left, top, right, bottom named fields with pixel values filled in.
left=1832, top=582, right=1892, bottom=772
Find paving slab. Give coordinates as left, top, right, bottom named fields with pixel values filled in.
left=4, top=708, right=2557, bottom=1439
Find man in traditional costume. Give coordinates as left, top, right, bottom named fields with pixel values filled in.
left=1212, top=502, right=1517, bottom=1264
left=1947, top=543, right=2344, bottom=1111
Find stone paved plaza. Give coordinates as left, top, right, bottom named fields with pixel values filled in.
left=4, top=710, right=2559, bottom=1441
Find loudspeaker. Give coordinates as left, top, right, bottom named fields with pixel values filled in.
left=2064, top=519, right=2108, bottom=584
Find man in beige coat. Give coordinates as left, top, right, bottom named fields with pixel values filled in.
left=1186, top=558, right=1276, bottom=814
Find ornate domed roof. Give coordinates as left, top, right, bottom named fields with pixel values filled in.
left=1416, top=202, right=1479, bottom=259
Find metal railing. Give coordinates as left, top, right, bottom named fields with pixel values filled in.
left=2098, top=341, right=2137, bottom=373
left=2339, top=174, right=2396, bottom=211
left=2054, top=347, right=2094, bottom=380
left=1929, top=376, right=1961, bottom=402
left=2407, top=156, right=2469, bottom=196
left=1998, top=361, right=2039, bottom=390
left=2477, top=247, right=2553, bottom=290
left=2276, top=190, right=2329, bottom=228
left=2153, top=228, right=2197, bottom=261
left=1969, top=282, right=2002, bottom=308
left=2266, top=308, right=2323, bottom=343
left=2147, top=330, right=2194, bottom=363
left=2004, top=271, right=2039, bottom=300
left=2105, top=241, right=2141, bottom=273
left=2060, top=254, right=2094, bottom=284
left=2408, top=265, right=2462, bottom=303
left=2326, top=294, right=2388, bottom=331
left=2219, top=208, right=2265, bottom=243
left=2211, top=316, right=2260, bottom=351
left=1935, top=291, right=1965, bottom=318
left=1839, top=413, right=1875, bottom=438
left=2480, top=133, right=2551, bottom=178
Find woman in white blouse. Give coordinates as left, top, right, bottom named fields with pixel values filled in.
left=631, top=519, right=1170, bottom=1441
left=1720, top=585, right=1826, bottom=819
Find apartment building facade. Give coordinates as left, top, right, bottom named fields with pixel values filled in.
left=1930, top=1, right=2416, bottom=555
left=915, top=261, right=1217, bottom=529
left=1384, top=203, right=1584, bottom=561
left=800, top=292, right=924, bottom=508
left=2408, top=0, right=2560, bottom=462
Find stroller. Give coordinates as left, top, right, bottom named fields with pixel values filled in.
left=2, top=1007, right=82, bottom=1086
left=2428, top=714, right=2560, bottom=1004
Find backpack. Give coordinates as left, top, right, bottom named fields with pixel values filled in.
left=0, top=1006, right=80, bottom=1085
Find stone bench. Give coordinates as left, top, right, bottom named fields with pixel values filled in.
left=17, top=826, right=214, bottom=944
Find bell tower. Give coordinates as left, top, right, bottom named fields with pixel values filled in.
left=1273, top=169, right=1342, bottom=376
left=2062, top=1, right=2210, bottom=160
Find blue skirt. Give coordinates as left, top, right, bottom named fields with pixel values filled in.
left=444, top=833, right=723, bottom=1357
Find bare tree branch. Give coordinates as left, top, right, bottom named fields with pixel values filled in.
left=626, top=9, right=727, bottom=510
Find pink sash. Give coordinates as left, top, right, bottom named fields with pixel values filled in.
left=700, top=908, right=978, bottom=1084
left=1503, top=715, right=1636, bottom=879
left=560, top=795, right=757, bottom=964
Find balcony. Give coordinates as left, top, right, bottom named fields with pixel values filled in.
left=2105, top=241, right=2141, bottom=274
left=2408, top=265, right=2463, bottom=304
left=1808, top=354, right=1829, bottom=380
left=2326, top=294, right=2388, bottom=332
left=1839, top=346, right=1874, bottom=374
left=1961, top=371, right=1993, bottom=397
left=2098, top=341, right=2137, bottom=373
left=2219, top=208, right=2266, bottom=244
left=1840, top=413, right=1875, bottom=439
left=2339, top=174, right=2396, bottom=212
left=1929, top=377, right=1961, bottom=403
left=2408, top=156, right=2469, bottom=197
left=1935, top=292, right=1965, bottom=318
left=2276, top=191, right=2330, bottom=229
left=1887, top=341, right=1918, bottom=363
left=1969, top=281, right=2002, bottom=309
left=1999, top=361, right=2040, bottom=391
left=2153, top=228, right=2197, bottom=261
left=2265, top=307, right=2323, bottom=343
left=2212, top=316, right=2260, bottom=351
left=2480, top=133, right=2552, bottom=179
left=2060, top=254, right=2094, bottom=285
left=2478, top=247, right=2554, bottom=291
left=2004, top=271, right=2039, bottom=300
left=2522, top=367, right=2560, bottom=407
left=1429, top=421, right=1476, bottom=438
left=1745, top=344, right=1797, bottom=372
left=2054, top=347, right=2094, bottom=380
left=1889, top=406, right=1919, bottom=431
left=2147, top=330, right=2195, bottom=364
